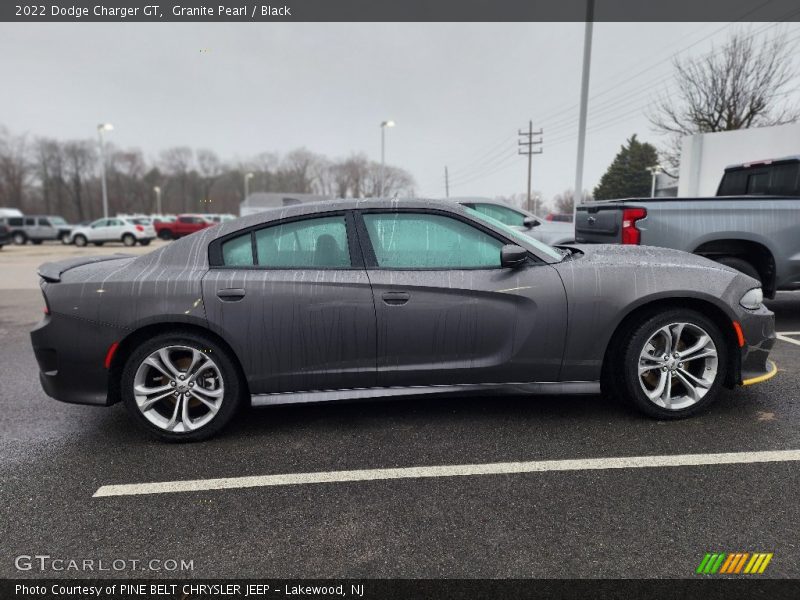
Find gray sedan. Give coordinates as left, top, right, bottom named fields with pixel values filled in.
left=30, top=199, right=776, bottom=441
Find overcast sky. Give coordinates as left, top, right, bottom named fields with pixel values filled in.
left=2, top=20, right=799, bottom=205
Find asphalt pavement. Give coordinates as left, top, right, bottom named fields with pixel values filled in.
left=1, top=272, right=799, bottom=580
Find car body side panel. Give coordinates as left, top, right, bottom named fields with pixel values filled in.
left=366, top=263, right=568, bottom=386
left=202, top=268, right=377, bottom=394
left=554, top=244, right=752, bottom=382
left=31, top=233, right=216, bottom=404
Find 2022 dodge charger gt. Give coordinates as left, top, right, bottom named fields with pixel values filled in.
left=30, top=199, right=777, bottom=441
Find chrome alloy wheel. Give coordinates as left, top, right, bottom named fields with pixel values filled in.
left=637, top=322, right=719, bottom=410
left=133, top=345, right=224, bottom=433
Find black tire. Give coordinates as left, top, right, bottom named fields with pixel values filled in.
left=616, top=308, right=728, bottom=419
left=122, top=233, right=136, bottom=247
left=715, top=256, right=760, bottom=283
left=139, top=239, right=151, bottom=246
left=12, top=232, right=26, bottom=245
left=60, top=232, right=71, bottom=244
left=73, top=234, right=87, bottom=247
left=93, top=242, right=104, bottom=247
left=158, top=230, right=173, bottom=241
left=121, top=331, right=242, bottom=442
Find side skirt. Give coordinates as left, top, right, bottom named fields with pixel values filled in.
left=251, top=381, right=601, bottom=407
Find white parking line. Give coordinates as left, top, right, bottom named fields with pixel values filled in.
left=776, top=332, right=800, bottom=347
left=93, top=449, right=800, bottom=498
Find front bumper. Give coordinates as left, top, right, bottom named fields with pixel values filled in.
left=737, top=304, right=777, bottom=385
left=30, top=312, right=123, bottom=406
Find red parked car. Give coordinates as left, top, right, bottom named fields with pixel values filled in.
left=154, top=214, right=214, bottom=240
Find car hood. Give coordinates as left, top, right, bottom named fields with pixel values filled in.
left=560, top=243, right=739, bottom=274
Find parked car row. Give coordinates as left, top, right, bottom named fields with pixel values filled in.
left=0, top=210, right=236, bottom=249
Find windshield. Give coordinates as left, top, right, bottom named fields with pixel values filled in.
left=465, top=208, right=563, bottom=261
left=48, top=216, right=67, bottom=225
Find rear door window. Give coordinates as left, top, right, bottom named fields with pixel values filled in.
left=255, top=215, right=351, bottom=268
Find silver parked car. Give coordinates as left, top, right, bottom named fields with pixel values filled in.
left=451, top=198, right=574, bottom=245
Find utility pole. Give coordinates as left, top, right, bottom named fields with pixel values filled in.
left=518, top=120, right=543, bottom=213
left=444, top=166, right=450, bottom=198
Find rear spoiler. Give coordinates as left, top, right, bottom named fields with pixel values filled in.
left=37, top=254, right=133, bottom=283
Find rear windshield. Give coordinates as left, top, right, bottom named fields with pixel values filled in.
left=718, top=162, right=800, bottom=196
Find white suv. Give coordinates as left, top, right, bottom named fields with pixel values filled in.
left=69, top=218, right=156, bottom=247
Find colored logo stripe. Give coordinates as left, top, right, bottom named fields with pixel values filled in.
left=697, top=552, right=772, bottom=574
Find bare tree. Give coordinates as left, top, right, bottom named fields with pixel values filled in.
left=196, top=149, right=225, bottom=211
left=62, top=141, right=96, bottom=221
left=552, top=189, right=592, bottom=214
left=0, top=127, right=30, bottom=209
left=159, top=146, right=194, bottom=212
left=33, top=138, right=67, bottom=215
left=649, top=30, right=800, bottom=168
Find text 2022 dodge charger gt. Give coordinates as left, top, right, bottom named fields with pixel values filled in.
left=30, top=199, right=777, bottom=441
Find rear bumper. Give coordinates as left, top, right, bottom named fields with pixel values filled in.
left=737, top=305, right=776, bottom=385
left=30, top=313, right=123, bottom=406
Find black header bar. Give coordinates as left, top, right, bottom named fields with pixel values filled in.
left=3, top=0, right=800, bottom=23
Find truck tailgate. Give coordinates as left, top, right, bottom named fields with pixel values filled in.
left=575, top=203, right=624, bottom=243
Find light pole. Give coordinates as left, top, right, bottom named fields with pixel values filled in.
left=573, top=0, right=594, bottom=219
left=97, top=123, right=113, bottom=219
left=648, top=165, right=662, bottom=197
left=244, top=172, right=254, bottom=199
left=153, top=185, right=162, bottom=215
left=380, top=120, right=395, bottom=197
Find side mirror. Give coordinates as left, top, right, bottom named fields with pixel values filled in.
left=501, top=244, right=528, bottom=268
left=523, top=216, right=540, bottom=228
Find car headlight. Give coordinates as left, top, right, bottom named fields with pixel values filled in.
left=739, top=288, right=763, bottom=310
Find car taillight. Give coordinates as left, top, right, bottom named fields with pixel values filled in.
left=621, top=208, right=647, bottom=245
left=135, top=225, right=144, bottom=232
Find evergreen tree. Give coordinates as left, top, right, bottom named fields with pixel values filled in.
left=593, top=135, right=659, bottom=200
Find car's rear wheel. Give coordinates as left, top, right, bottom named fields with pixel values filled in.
left=12, top=232, right=26, bottom=245
left=73, top=234, right=87, bottom=247
left=122, top=233, right=136, bottom=247
left=158, top=230, right=173, bottom=240
left=618, top=309, right=727, bottom=419
left=121, top=332, right=242, bottom=442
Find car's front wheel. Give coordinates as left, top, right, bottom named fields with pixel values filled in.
left=618, top=309, right=727, bottom=419
left=121, top=332, right=242, bottom=441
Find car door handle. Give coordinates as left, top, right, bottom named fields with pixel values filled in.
left=217, top=288, right=246, bottom=301
left=382, top=291, right=410, bottom=306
